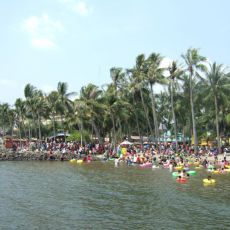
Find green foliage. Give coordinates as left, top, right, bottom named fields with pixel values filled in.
left=66, top=130, right=90, bottom=142
left=0, top=49, right=230, bottom=147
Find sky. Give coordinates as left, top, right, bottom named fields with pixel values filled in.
left=0, top=0, right=229, bottom=105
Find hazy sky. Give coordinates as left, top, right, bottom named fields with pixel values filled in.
left=0, top=0, right=229, bottom=104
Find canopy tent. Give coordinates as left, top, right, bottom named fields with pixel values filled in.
left=120, top=140, right=133, bottom=145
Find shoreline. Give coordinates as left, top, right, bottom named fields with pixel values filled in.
left=1, top=148, right=229, bottom=162
left=0, top=149, right=85, bottom=161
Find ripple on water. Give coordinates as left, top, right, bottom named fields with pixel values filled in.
left=0, top=161, right=230, bottom=229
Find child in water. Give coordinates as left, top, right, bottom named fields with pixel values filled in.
left=207, top=175, right=212, bottom=180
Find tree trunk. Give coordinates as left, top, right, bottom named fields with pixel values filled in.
left=37, top=113, right=42, bottom=141
left=11, top=122, right=14, bottom=137
left=110, top=111, right=116, bottom=147
left=132, top=94, right=142, bottom=148
left=170, top=80, right=178, bottom=152
left=32, top=113, right=37, bottom=138
left=118, top=118, right=122, bottom=142
left=91, top=119, right=102, bottom=144
left=189, top=73, right=198, bottom=154
left=150, top=84, right=159, bottom=146
left=28, top=123, right=31, bottom=141
left=52, top=114, right=56, bottom=138
left=61, top=114, right=64, bottom=132
left=140, top=88, right=154, bottom=137
left=214, top=96, right=221, bottom=153
left=18, top=121, right=22, bottom=148
left=3, top=124, right=5, bottom=137
left=182, top=126, right=186, bottom=146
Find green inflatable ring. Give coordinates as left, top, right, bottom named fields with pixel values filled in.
left=187, top=170, right=196, bottom=175
left=172, top=172, right=179, bottom=177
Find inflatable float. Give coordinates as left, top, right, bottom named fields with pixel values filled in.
left=140, top=162, right=152, bottom=168
left=187, top=170, right=196, bottom=175
left=203, top=179, right=216, bottom=184
left=176, top=178, right=187, bottom=183
left=70, top=159, right=77, bottom=163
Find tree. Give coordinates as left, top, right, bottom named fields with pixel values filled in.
left=146, top=53, right=167, bottom=145
left=24, top=84, right=37, bottom=139
left=199, top=62, right=230, bottom=153
left=57, top=82, right=75, bottom=132
left=128, top=54, right=154, bottom=137
left=79, top=83, right=104, bottom=144
left=182, top=48, right=207, bottom=153
left=168, top=61, right=184, bottom=152
left=15, top=98, right=26, bottom=144
left=46, top=91, right=60, bottom=138
left=0, top=103, right=10, bottom=136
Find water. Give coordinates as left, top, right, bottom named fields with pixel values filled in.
left=0, top=161, right=230, bottom=230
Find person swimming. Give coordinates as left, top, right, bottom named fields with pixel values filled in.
left=207, top=175, right=212, bottom=180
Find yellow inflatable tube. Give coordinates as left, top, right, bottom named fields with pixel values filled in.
left=203, top=179, right=216, bottom=184
left=195, top=165, right=203, bottom=169
left=70, top=159, right=77, bottom=163
left=212, top=170, right=220, bottom=174
left=174, top=166, right=183, bottom=170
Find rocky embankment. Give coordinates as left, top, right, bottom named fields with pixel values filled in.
left=0, top=148, right=83, bottom=161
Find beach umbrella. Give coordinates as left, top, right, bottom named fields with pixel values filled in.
left=120, top=140, right=133, bottom=145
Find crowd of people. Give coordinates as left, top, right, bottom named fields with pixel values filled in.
left=1, top=138, right=230, bottom=163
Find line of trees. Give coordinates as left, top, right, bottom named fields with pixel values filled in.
left=0, top=48, right=230, bottom=153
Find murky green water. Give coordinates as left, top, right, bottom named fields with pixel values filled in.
left=0, top=161, right=230, bottom=230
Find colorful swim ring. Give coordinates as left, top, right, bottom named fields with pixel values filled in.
left=224, top=165, right=230, bottom=169
left=195, top=165, right=203, bottom=169
left=70, top=159, right=77, bottom=163
left=163, top=164, right=169, bottom=168
left=77, top=159, right=83, bottom=163
left=140, top=162, right=152, bottom=168
left=174, top=166, right=183, bottom=170
left=212, top=170, right=220, bottom=174
left=172, top=172, right=179, bottom=177
left=224, top=169, right=230, bottom=172
left=152, top=165, right=160, bottom=169
left=187, top=170, right=196, bottom=175
left=208, top=165, right=214, bottom=169
left=203, top=179, right=216, bottom=184
left=176, top=178, right=187, bottom=183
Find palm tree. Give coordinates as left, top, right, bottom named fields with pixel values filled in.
left=0, top=103, right=10, bottom=136
left=125, top=76, right=143, bottom=145
left=15, top=98, right=26, bottom=144
left=178, top=74, right=194, bottom=145
left=67, top=99, right=85, bottom=145
left=128, top=54, right=154, bottom=137
left=146, top=53, right=167, bottom=145
left=57, top=82, right=75, bottom=132
left=182, top=48, right=207, bottom=153
left=33, top=90, right=46, bottom=141
left=79, top=83, right=104, bottom=144
left=8, top=108, right=16, bottom=137
left=109, top=67, right=126, bottom=141
left=46, top=91, right=60, bottom=138
left=110, top=67, right=125, bottom=92
left=199, top=62, right=230, bottom=153
left=168, top=61, right=184, bottom=152
left=24, top=84, right=37, bottom=138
